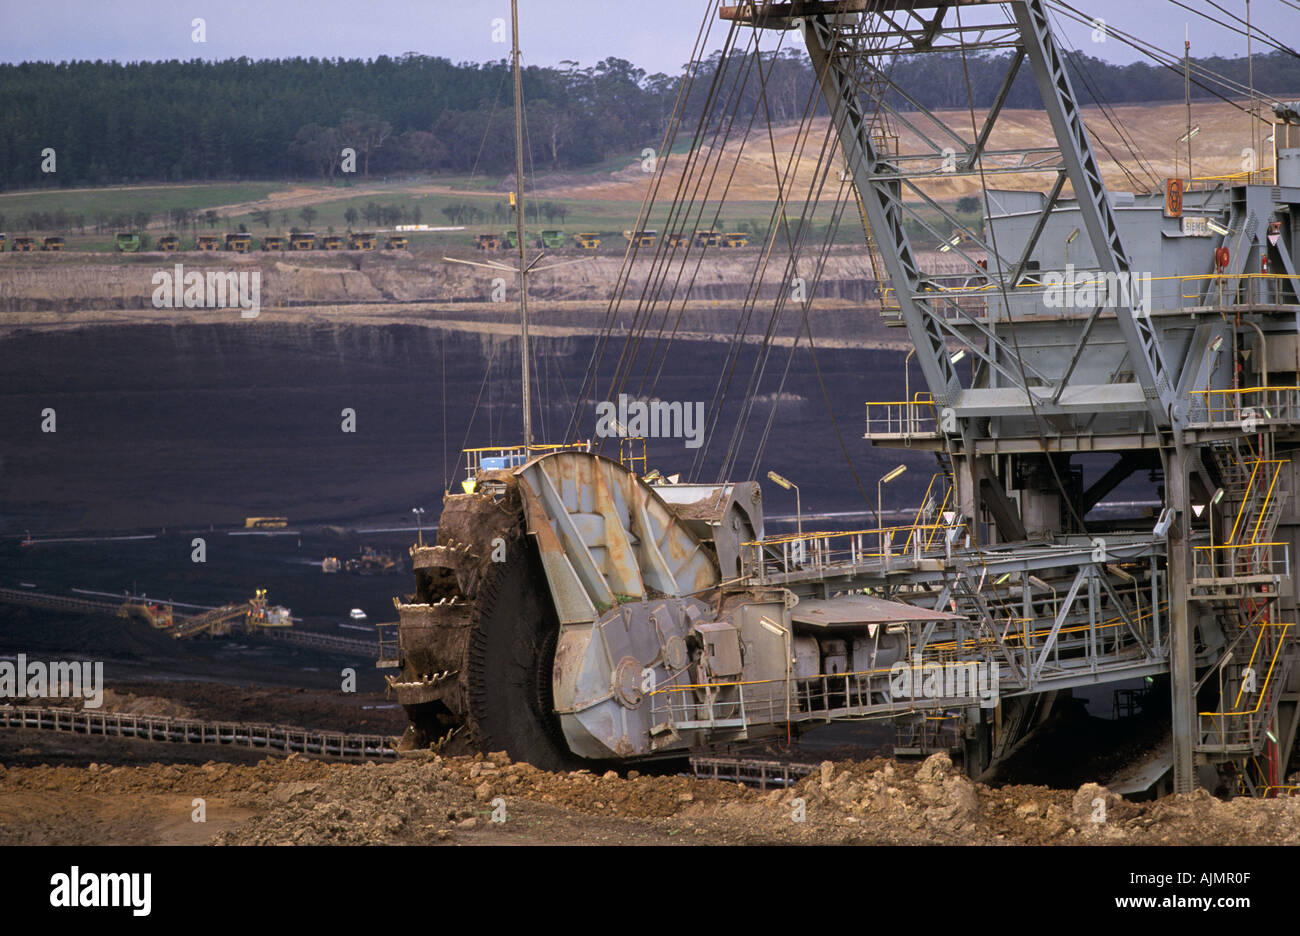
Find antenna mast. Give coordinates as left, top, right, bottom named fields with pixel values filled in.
left=511, top=0, right=532, bottom=450
left=1185, top=24, right=1192, bottom=185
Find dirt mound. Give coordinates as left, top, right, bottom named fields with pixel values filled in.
left=96, top=688, right=195, bottom=719
left=11, top=686, right=194, bottom=718
left=3, top=748, right=1297, bottom=845
left=109, top=681, right=408, bottom=734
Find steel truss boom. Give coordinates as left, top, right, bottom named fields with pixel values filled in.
left=729, top=0, right=1176, bottom=426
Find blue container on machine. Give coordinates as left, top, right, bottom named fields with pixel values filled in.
left=480, top=454, right=528, bottom=471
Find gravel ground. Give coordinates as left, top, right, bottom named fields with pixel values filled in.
left=2, top=749, right=1297, bottom=846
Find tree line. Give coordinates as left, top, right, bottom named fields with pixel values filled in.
left=1, top=48, right=1296, bottom=190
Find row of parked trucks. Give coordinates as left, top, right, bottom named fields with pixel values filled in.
left=0, top=232, right=408, bottom=253
left=4, top=228, right=753, bottom=254
left=474, top=228, right=751, bottom=251
left=0, top=234, right=65, bottom=251
left=123, top=232, right=408, bottom=253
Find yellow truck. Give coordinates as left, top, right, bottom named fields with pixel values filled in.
left=244, top=517, right=288, bottom=529
left=623, top=229, right=657, bottom=248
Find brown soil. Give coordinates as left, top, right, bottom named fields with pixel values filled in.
left=533, top=100, right=1268, bottom=203
left=2, top=747, right=1296, bottom=846
left=106, top=680, right=410, bottom=734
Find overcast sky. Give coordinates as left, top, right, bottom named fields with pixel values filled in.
left=0, top=1, right=1294, bottom=73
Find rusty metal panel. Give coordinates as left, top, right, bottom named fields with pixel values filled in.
left=517, top=452, right=718, bottom=611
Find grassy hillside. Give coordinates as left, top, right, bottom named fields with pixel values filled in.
left=0, top=97, right=1288, bottom=253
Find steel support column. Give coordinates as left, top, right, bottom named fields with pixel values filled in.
left=1165, top=444, right=1197, bottom=793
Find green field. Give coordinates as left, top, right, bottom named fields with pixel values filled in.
left=0, top=182, right=283, bottom=223
left=0, top=176, right=967, bottom=251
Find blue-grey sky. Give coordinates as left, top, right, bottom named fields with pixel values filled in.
left=0, top=1, right=1294, bottom=72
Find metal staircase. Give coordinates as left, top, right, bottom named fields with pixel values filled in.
left=1196, top=437, right=1297, bottom=792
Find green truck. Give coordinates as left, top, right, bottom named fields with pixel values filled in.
left=537, top=229, right=565, bottom=248
left=115, top=232, right=141, bottom=252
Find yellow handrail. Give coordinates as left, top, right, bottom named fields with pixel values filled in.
left=1250, top=461, right=1285, bottom=544
left=1262, top=786, right=1300, bottom=797
left=1191, top=542, right=1288, bottom=579
left=462, top=442, right=588, bottom=454
left=925, top=484, right=953, bottom=551
left=744, top=522, right=949, bottom=549
left=1229, top=458, right=1263, bottom=544
left=909, top=473, right=944, bottom=547
left=928, top=602, right=1170, bottom=653
left=1198, top=622, right=1293, bottom=718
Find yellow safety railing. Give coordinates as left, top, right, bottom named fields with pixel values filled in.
left=927, top=602, right=1169, bottom=655
left=1227, top=456, right=1264, bottom=543
left=646, top=607, right=1171, bottom=723
left=1191, top=542, right=1291, bottom=581
left=1198, top=622, right=1293, bottom=719
left=618, top=436, right=647, bottom=475
left=463, top=441, right=591, bottom=476
left=459, top=441, right=593, bottom=493
left=908, top=471, right=953, bottom=552
left=740, top=522, right=960, bottom=583
left=1250, top=460, right=1285, bottom=545
left=1191, top=169, right=1274, bottom=185
left=1188, top=387, right=1300, bottom=426
left=646, top=661, right=989, bottom=706
left=864, top=392, right=938, bottom=438
left=747, top=522, right=948, bottom=553
left=1262, top=786, right=1300, bottom=797
left=462, top=441, right=591, bottom=457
